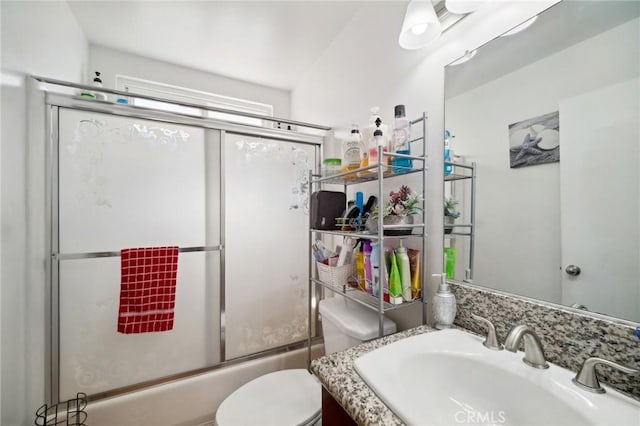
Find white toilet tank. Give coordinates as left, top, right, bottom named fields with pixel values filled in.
left=319, top=296, right=397, bottom=354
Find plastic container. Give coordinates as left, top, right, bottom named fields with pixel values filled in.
left=322, top=158, right=342, bottom=176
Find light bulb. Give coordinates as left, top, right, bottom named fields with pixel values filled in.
left=411, top=23, right=428, bottom=35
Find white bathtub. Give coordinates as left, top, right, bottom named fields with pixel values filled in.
left=86, top=344, right=324, bottom=426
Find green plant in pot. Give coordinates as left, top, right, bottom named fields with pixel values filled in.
left=444, top=197, right=460, bottom=234
left=367, top=185, right=422, bottom=235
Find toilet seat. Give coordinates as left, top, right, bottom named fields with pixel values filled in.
left=215, top=369, right=321, bottom=426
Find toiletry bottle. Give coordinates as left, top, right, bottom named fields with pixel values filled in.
left=116, top=86, right=130, bottom=105
left=396, top=241, right=412, bottom=301
left=391, top=104, right=412, bottom=174
left=360, top=107, right=388, bottom=174
left=363, top=241, right=373, bottom=294
left=444, top=130, right=453, bottom=176
left=92, top=71, right=107, bottom=101
left=368, top=118, right=388, bottom=173
left=370, top=241, right=387, bottom=298
left=432, top=273, right=457, bottom=329
left=337, top=236, right=356, bottom=267
left=407, top=248, right=421, bottom=299
left=355, top=242, right=365, bottom=290
left=444, top=247, right=457, bottom=279
left=342, top=124, right=363, bottom=178
left=388, top=252, right=403, bottom=304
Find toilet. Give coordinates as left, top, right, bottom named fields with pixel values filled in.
left=214, top=296, right=397, bottom=426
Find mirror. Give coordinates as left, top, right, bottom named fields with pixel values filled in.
left=444, top=1, right=640, bottom=322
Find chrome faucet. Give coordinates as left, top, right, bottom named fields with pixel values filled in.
left=504, top=324, right=549, bottom=369
left=470, top=314, right=503, bottom=350
left=572, top=357, right=639, bottom=393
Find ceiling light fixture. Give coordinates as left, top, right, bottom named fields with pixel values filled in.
left=399, top=0, right=442, bottom=50
left=445, top=0, right=487, bottom=15
left=500, top=16, right=538, bottom=37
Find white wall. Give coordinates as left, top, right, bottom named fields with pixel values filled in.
left=1, top=1, right=88, bottom=424
left=291, top=0, right=557, bottom=326
left=445, top=17, right=639, bottom=302
left=89, top=45, right=291, bottom=119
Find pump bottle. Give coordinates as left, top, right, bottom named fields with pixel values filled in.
left=432, top=273, right=456, bottom=329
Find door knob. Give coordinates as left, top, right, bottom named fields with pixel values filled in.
left=565, top=265, right=581, bottom=276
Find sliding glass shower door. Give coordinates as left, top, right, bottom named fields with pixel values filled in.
left=52, top=106, right=319, bottom=401
left=223, top=133, right=314, bottom=359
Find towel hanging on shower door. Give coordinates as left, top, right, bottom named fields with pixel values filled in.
left=118, top=246, right=179, bottom=334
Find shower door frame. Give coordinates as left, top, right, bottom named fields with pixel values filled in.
left=43, top=89, right=325, bottom=404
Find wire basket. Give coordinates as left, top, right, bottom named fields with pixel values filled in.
left=35, top=393, right=87, bottom=426
left=316, top=261, right=355, bottom=287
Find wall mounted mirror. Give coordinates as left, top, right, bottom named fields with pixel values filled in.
left=444, top=0, right=639, bottom=323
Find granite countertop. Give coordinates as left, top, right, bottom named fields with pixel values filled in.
left=310, top=324, right=438, bottom=426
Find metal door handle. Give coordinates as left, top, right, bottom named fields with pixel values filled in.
left=565, top=265, right=581, bottom=276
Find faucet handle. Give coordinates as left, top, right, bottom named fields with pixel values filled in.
left=470, top=314, right=503, bottom=350
left=572, top=357, right=639, bottom=394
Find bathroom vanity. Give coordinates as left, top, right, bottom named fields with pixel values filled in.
left=311, top=325, right=436, bottom=425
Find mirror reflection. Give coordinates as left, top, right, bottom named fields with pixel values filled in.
left=444, top=0, right=639, bottom=322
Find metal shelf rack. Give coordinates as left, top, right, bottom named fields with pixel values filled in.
left=307, top=113, right=429, bottom=366
left=444, top=160, right=476, bottom=281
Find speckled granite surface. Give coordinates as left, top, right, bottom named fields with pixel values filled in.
left=451, top=281, right=640, bottom=400
left=310, top=325, right=436, bottom=426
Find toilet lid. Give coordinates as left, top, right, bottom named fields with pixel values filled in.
left=215, top=369, right=321, bottom=426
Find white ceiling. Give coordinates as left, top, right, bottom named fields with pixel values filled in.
left=66, top=1, right=390, bottom=91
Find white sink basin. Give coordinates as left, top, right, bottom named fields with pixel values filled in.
left=354, top=329, right=640, bottom=426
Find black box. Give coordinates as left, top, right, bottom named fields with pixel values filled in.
left=310, top=190, right=346, bottom=230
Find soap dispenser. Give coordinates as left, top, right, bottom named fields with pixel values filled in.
left=432, top=273, right=456, bottom=329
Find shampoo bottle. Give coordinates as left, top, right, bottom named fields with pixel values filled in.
left=432, top=273, right=456, bottom=329
left=396, top=241, right=412, bottom=301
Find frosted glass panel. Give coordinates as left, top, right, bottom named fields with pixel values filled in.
left=59, top=253, right=220, bottom=399
left=224, top=134, right=314, bottom=359
left=58, top=109, right=210, bottom=251
left=56, top=109, right=221, bottom=398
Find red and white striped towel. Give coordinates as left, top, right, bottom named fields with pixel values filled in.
left=118, top=246, right=179, bottom=334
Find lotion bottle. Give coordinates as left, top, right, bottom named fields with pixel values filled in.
left=388, top=252, right=403, bottom=305
left=432, top=273, right=456, bottom=329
